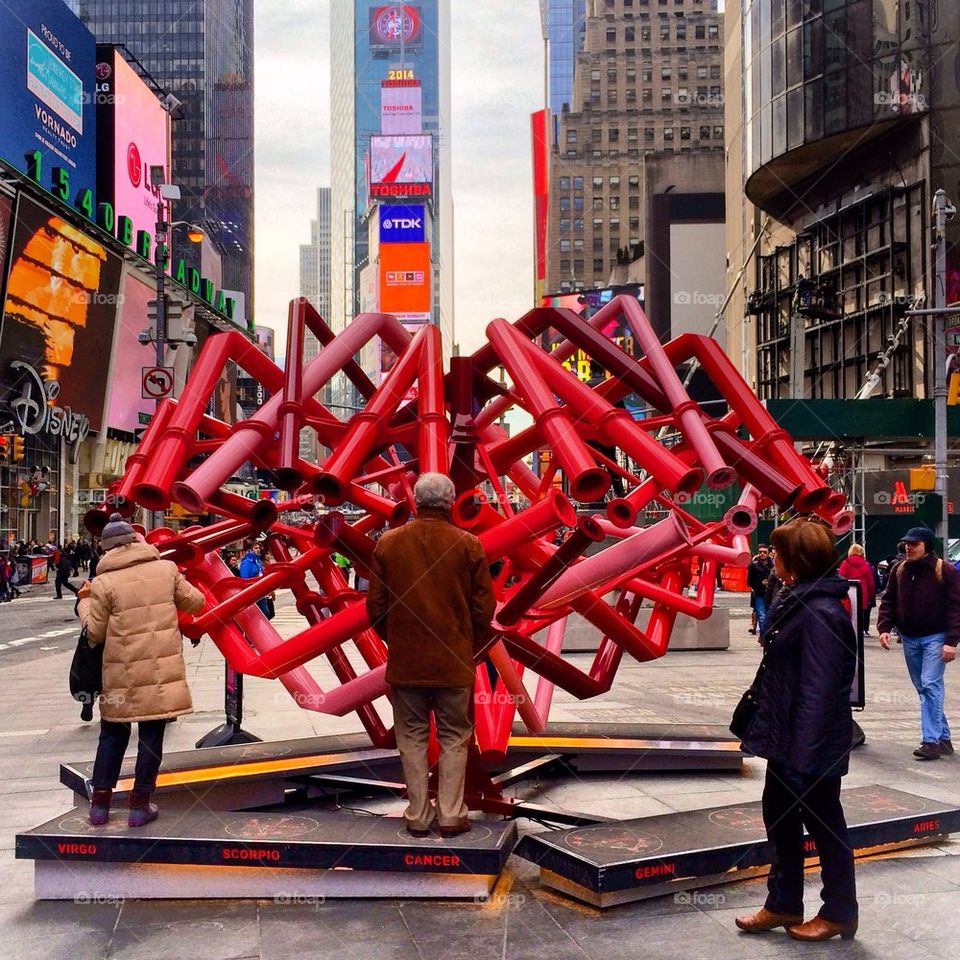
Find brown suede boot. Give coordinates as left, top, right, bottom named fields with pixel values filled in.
left=128, top=790, right=159, bottom=828
left=88, top=788, right=112, bottom=826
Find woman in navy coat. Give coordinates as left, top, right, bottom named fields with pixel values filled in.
left=736, top=517, right=859, bottom=942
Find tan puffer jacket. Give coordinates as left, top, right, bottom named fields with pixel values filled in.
left=78, top=541, right=205, bottom=722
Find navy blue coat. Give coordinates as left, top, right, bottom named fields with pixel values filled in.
left=741, top=575, right=857, bottom=777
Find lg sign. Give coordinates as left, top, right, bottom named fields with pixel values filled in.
left=380, top=204, right=425, bottom=243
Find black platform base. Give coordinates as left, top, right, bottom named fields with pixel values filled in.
left=17, top=806, right=517, bottom=900
left=516, top=785, right=960, bottom=907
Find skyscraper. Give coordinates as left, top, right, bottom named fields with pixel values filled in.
left=299, top=188, right=332, bottom=461
left=541, top=0, right=586, bottom=145
left=74, top=1, right=255, bottom=319
left=330, top=1, right=452, bottom=408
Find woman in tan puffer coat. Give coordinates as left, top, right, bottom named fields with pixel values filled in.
left=78, top=513, right=204, bottom=827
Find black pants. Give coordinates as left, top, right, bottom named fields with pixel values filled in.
left=55, top=572, right=78, bottom=598
left=762, top=760, right=858, bottom=923
left=92, top=719, right=168, bottom=794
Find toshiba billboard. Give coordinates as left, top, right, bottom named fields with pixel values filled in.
left=379, top=242, right=430, bottom=319
left=369, top=134, right=432, bottom=199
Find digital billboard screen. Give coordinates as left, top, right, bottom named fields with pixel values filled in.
left=96, top=48, right=171, bottom=259
left=369, top=134, right=433, bottom=199
left=379, top=241, right=430, bottom=319
left=0, top=193, right=123, bottom=434
left=0, top=0, right=96, bottom=199
left=379, top=204, right=425, bottom=244
left=105, top=269, right=159, bottom=434
left=369, top=5, right=422, bottom=50
left=381, top=79, right=422, bottom=135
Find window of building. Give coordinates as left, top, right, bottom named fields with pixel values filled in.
left=660, top=23, right=670, bottom=40
left=661, top=86, right=672, bottom=101
left=680, top=126, right=691, bottom=140
left=593, top=197, right=604, bottom=210
left=710, top=64, right=721, bottom=79
left=697, top=65, right=708, bottom=79
left=574, top=259, right=584, bottom=274
left=592, top=127, right=603, bottom=143
left=678, top=65, right=688, bottom=80
left=629, top=195, right=640, bottom=209
left=628, top=174, right=640, bottom=190
left=591, top=68, right=601, bottom=82
left=566, top=149, right=577, bottom=158
left=606, top=27, right=617, bottom=43
left=626, top=66, right=637, bottom=82
left=708, top=24, right=719, bottom=39
left=700, top=125, right=711, bottom=138
left=592, top=176, right=603, bottom=190
left=560, top=259, right=570, bottom=273
left=677, top=86, right=689, bottom=103
left=593, top=239, right=604, bottom=253
left=664, top=126, right=674, bottom=140
left=626, top=88, right=637, bottom=103
left=573, top=176, right=584, bottom=190
left=642, top=87, right=652, bottom=102
left=644, top=127, right=655, bottom=140
left=625, top=26, right=635, bottom=41
left=560, top=239, right=571, bottom=252
left=609, top=176, right=620, bottom=190
left=594, top=258, right=605, bottom=272
left=697, top=85, right=708, bottom=100
left=607, top=90, right=618, bottom=104
left=713, top=124, right=724, bottom=139
left=593, top=217, right=604, bottom=230
left=628, top=127, right=638, bottom=141
left=710, top=85, right=721, bottom=97
left=629, top=216, right=640, bottom=231
left=695, top=24, right=705, bottom=39
left=641, top=25, right=651, bottom=41
left=661, top=65, right=672, bottom=80
left=573, top=196, right=584, bottom=211
left=607, top=67, right=618, bottom=82
left=566, top=130, right=577, bottom=142
left=642, top=66, right=653, bottom=81
left=609, top=196, right=620, bottom=210
left=573, top=232, right=584, bottom=245
left=592, top=149, right=603, bottom=159
left=609, top=127, right=620, bottom=142
left=559, top=176, right=570, bottom=190
left=676, top=23, right=686, bottom=40
left=559, top=196, right=570, bottom=211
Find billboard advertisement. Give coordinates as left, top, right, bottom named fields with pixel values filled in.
left=379, top=203, right=425, bottom=244
left=369, top=134, right=433, bottom=199
left=105, top=269, right=158, bottom=434
left=95, top=48, right=171, bottom=259
left=381, top=79, right=422, bottom=135
left=369, top=5, right=422, bottom=50
left=0, top=0, right=97, bottom=199
left=379, top=321, right=427, bottom=396
left=0, top=193, right=123, bottom=435
left=379, top=241, right=430, bottom=319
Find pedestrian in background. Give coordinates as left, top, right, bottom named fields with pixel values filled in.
left=747, top=544, right=773, bottom=635
left=238, top=539, right=273, bottom=618
left=54, top=548, right=79, bottom=599
left=79, top=514, right=204, bottom=827
left=736, top=517, right=859, bottom=942
left=878, top=526, right=959, bottom=761
left=366, top=473, right=494, bottom=838
left=838, top=544, right=876, bottom=637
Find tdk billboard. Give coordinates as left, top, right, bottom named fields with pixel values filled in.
left=379, top=204, right=425, bottom=244
left=0, top=0, right=97, bottom=198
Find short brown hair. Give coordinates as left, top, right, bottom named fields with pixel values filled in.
left=770, top=518, right=839, bottom=582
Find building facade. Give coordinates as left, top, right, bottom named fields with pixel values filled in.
left=725, top=0, right=960, bottom=403
left=74, top=0, right=255, bottom=320
left=330, top=0, right=453, bottom=409
left=544, top=0, right=725, bottom=306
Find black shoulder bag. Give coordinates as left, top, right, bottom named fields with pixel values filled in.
left=730, top=630, right=778, bottom=740
left=69, top=627, right=103, bottom=705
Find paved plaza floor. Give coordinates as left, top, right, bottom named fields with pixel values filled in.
left=1, top=590, right=958, bottom=959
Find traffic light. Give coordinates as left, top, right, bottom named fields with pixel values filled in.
left=11, top=435, right=25, bottom=462
left=0, top=435, right=8, bottom=463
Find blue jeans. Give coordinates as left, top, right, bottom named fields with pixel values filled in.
left=901, top=632, right=952, bottom=743
left=754, top=595, right=768, bottom=633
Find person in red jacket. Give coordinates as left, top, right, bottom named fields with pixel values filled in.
left=838, top=544, right=876, bottom=637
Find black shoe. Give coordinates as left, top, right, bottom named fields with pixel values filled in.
left=748, top=628, right=756, bottom=635
left=405, top=824, right=431, bottom=838
left=939, top=739, right=954, bottom=755
left=914, top=742, right=942, bottom=761
left=80, top=702, right=94, bottom=722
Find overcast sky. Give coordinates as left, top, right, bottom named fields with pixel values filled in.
left=254, top=1, right=544, bottom=356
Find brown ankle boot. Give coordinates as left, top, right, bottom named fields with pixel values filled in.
left=735, top=907, right=804, bottom=933
left=88, top=788, right=112, bottom=826
left=128, top=791, right=159, bottom=828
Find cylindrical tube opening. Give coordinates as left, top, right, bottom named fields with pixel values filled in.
left=570, top=468, right=610, bottom=504
left=273, top=466, right=303, bottom=491
left=706, top=466, right=737, bottom=490
left=606, top=498, right=637, bottom=528
left=311, top=474, right=347, bottom=506
left=132, top=483, right=168, bottom=511
left=172, top=482, right=207, bottom=515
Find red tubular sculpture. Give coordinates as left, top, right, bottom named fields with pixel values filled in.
left=104, top=295, right=850, bottom=799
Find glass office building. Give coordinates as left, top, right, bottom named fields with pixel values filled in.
left=542, top=0, right=586, bottom=145
left=74, top=1, right=255, bottom=316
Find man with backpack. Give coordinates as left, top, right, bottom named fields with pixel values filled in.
left=878, top=526, right=960, bottom=760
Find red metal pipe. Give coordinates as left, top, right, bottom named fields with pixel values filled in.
left=112, top=397, right=177, bottom=515
left=486, top=319, right=610, bottom=502
left=471, top=492, right=576, bottom=558
left=619, top=298, right=732, bottom=488
left=415, top=323, right=449, bottom=474
left=276, top=298, right=307, bottom=489
left=206, top=489, right=278, bottom=531
left=314, top=511, right=377, bottom=571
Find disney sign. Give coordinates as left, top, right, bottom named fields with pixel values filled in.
left=2, top=360, right=91, bottom=456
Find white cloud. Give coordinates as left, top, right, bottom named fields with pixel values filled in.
left=254, top=1, right=543, bottom=355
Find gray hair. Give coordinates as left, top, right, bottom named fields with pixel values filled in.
left=414, top=472, right=455, bottom=510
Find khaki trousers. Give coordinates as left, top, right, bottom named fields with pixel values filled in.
left=391, top=685, right=472, bottom=830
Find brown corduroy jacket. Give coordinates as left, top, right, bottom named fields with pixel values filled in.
left=366, top=507, right=495, bottom=687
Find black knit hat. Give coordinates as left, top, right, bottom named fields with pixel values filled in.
left=100, top=513, right=137, bottom=550
left=902, top=526, right=936, bottom=551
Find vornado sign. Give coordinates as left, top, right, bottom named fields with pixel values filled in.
left=379, top=203, right=425, bottom=243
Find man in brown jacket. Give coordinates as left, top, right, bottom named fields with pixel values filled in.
left=366, top=472, right=495, bottom=837
left=78, top=513, right=205, bottom=827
